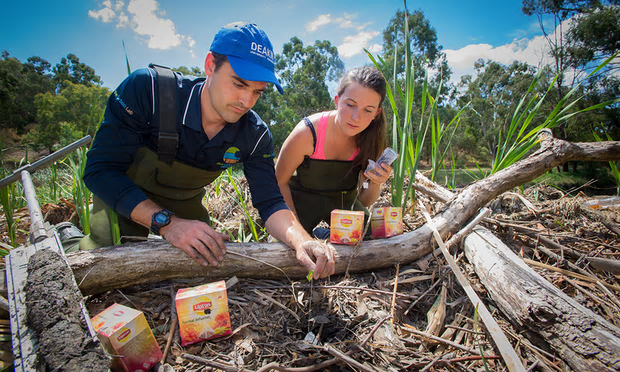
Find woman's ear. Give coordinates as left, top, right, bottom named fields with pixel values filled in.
left=334, top=95, right=339, bottom=109
left=375, top=107, right=382, bottom=117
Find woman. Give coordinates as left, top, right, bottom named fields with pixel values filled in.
left=275, top=66, right=391, bottom=238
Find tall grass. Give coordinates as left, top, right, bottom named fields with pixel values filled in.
left=366, top=0, right=467, bottom=207
left=61, top=147, right=92, bottom=234
left=489, top=53, right=620, bottom=176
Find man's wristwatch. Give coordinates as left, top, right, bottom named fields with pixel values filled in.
left=151, top=209, right=174, bottom=235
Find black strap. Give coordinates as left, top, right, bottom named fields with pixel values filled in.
left=149, top=63, right=179, bottom=165
left=303, top=117, right=317, bottom=152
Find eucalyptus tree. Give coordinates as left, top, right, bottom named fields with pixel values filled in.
left=253, top=37, right=344, bottom=151
left=522, top=0, right=620, bottom=152
left=456, top=60, right=550, bottom=162
left=0, top=52, right=54, bottom=133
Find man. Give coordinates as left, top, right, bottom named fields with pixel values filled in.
left=81, top=22, right=335, bottom=279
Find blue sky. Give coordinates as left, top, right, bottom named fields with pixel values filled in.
left=1, top=0, right=555, bottom=90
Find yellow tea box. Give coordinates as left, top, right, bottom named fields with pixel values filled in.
left=175, top=280, right=232, bottom=346
left=330, top=210, right=364, bottom=245
left=371, top=207, right=403, bottom=238
left=91, top=303, right=162, bottom=372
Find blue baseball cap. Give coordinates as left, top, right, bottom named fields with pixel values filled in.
left=210, top=22, right=284, bottom=95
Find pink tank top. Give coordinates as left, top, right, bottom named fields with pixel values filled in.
left=309, top=112, right=360, bottom=161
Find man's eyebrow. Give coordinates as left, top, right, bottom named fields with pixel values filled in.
left=232, top=75, right=250, bottom=87
left=232, top=75, right=266, bottom=92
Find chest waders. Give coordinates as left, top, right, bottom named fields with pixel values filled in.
left=289, top=156, right=365, bottom=234
left=78, top=64, right=223, bottom=251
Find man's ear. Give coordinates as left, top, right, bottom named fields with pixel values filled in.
left=204, top=53, right=216, bottom=77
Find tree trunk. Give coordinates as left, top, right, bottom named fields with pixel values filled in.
left=463, top=227, right=620, bottom=372
left=64, top=132, right=620, bottom=296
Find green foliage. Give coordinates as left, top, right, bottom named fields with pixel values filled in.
left=26, top=82, right=109, bottom=152
left=0, top=52, right=54, bottom=133
left=52, top=53, right=101, bottom=90
left=254, top=37, right=344, bottom=152
left=61, top=147, right=92, bottom=234
left=221, top=169, right=267, bottom=242
left=457, top=60, right=549, bottom=160
left=173, top=66, right=205, bottom=77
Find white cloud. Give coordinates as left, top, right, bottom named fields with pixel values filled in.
left=88, top=7, right=116, bottom=23
left=338, top=30, right=382, bottom=58
left=127, top=0, right=182, bottom=50
left=89, top=0, right=189, bottom=50
left=306, top=14, right=332, bottom=32
left=444, top=19, right=575, bottom=84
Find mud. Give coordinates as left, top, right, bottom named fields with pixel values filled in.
left=25, top=249, right=109, bottom=371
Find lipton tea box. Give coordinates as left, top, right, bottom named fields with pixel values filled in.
left=371, top=207, right=403, bottom=238
left=175, top=280, right=232, bottom=346
left=91, top=303, right=162, bottom=372
left=330, top=210, right=364, bottom=245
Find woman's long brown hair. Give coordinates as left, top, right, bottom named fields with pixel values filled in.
left=336, top=66, right=388, bottom=171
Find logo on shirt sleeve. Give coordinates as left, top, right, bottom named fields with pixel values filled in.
left=217, top=147, right=241, bottom=168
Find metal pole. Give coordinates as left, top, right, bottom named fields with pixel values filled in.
left=21, top=170, right=48, bottom=243
left=0, top=135, right=92, bottom=189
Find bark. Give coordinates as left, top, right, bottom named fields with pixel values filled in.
left=463, top=227, right=620, bottom=372
left=65, top=134, right=620, bottom=296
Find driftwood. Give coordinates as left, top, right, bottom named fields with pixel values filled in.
left=66, top=131, right=620, bottom=296
left=463, top=227, right=620, bottom=371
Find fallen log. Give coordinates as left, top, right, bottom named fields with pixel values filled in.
left=463, top=227, right=620, bottom=371
left=64, top=132, right=620, bottom=296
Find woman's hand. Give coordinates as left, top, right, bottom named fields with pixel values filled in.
left=364, top=163, right=392, bottom=185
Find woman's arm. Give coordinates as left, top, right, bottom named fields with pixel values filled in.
left=274, top=119, right=316, bottom=218
left=357, top=163, right=392, bottom=207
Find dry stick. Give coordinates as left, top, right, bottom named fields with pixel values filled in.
left=182, top=353, right=252, bottom=372
left=596, top=281, right=620, bottom=311
left=403, top=208, right=491, bottom=316
left=403, top=277, right=443, bottom=315
left=400, top=324, right=479, bottom=354
left=486, top=218, right=605, bottom=277
left=161, top=286, right=178, bottom=364
left=523, top=259, right=620, bottom=292
left=323, top=344, right=378, bottom=372
left=390, top=263, right=400, bottom=324
left=419, top=202, right=526, bottom=372
left=257, top=284, right=419, bottom=300
left=360, top=314, right=393, bottom=348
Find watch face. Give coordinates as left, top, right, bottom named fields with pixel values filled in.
left=155, top=213, right=168, bottom=224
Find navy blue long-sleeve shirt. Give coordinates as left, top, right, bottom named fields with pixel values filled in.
left=84, top=67, right=288, bottom=222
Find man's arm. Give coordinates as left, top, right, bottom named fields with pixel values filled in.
left=264, top=209, right=335, bottom=279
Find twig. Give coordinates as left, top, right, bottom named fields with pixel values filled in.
left=253, top=289, right=300, bottom=322
left=182, top=353, right=253, bottom=371
left=323, top=344, right=377, bottom=372
left=523, top=258, right=620, bottom=292
left=360, top=314, right=392, bottom=348
left=404, top=277, right=443, bottom=315
left=161, top=286, right=177, bottom=364
left=419, top=201, right=526, bottom=372
left=251, top=284, right=420, bottom=300
left=400, top=324, right=479, bottom=354
left=390, top=263, right=399, bottom=324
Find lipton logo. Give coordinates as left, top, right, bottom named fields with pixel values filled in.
left=390, top=211, right=398, bottom=218
left=192, top=296, right=213, bottom=316
left=117, top=327, right=131, bottom=343
left=341, top=217, right=353, bottom=227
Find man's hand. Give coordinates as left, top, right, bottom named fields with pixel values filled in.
left=295, top=240, right=336, bottom=279
left=160, top=217, right=229, bottom=267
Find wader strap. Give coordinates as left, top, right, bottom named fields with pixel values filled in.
left=303, top=117, right=317, bottom=152
left=149, top=63, right=179, bottom=165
